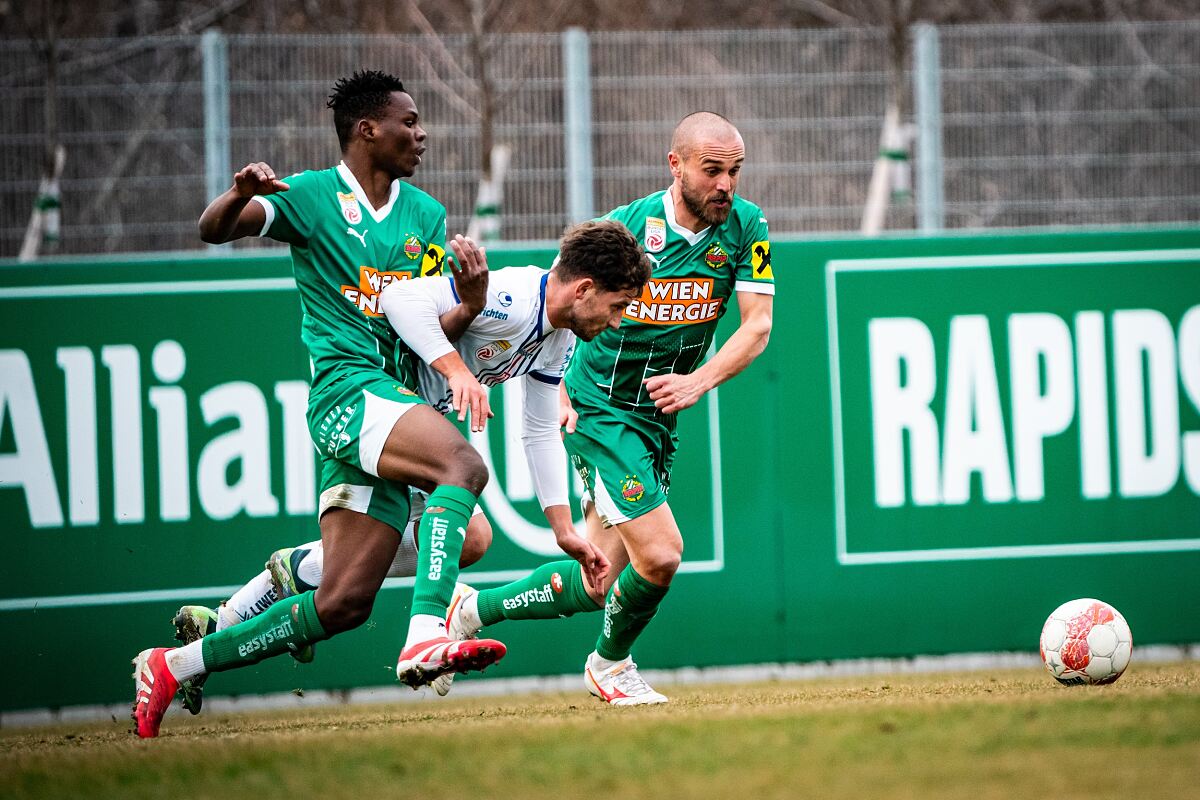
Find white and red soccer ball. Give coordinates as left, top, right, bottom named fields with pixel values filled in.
left=1040, top=598, right=1133, bottom=685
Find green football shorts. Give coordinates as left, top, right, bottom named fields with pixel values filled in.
left=308, top=370, right=426, bottom=533
left=564, top=391, right=677, bottom=527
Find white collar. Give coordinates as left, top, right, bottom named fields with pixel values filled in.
left=337, top=161, right=400, bottom=223
left=662, top=186, right=711, bottom=246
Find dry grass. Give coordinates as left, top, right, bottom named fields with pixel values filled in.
left=2, top=662, right=1198, bottom=800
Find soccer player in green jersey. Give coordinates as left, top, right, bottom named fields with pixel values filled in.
left=445, top=112, right=774, bottom=704
left=131, top=71, right=506, bottom=737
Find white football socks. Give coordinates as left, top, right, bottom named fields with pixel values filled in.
left=220, top=570, right=277, bottom=630
left=165, top=640, right=207, bottom=682
left=405, top=614, right=449, bottom=648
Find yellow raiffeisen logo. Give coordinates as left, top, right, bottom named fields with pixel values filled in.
left=751, top=240, right=773, bottom=279
left=340, top=265, right=413, bottom=317
left=422, top=242, right=446, bottom=276
left=624, top=278, right=723, bottom=325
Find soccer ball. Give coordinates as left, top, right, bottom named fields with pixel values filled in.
left=1039, top=598, right=1132, bottom=685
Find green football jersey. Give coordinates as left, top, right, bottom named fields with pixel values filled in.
left=255, top=161, right=447, bottom=389
left=566, top=189, right=774, bottom=415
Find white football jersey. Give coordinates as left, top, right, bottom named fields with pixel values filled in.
left=380, top=265, right=575, bottom=510
left=380, top=265, right=575, bottom=413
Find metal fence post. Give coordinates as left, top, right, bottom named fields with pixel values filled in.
left=562, top=27, right=594, bottom=223
left=202, top=29, right=231, bottom=217
left=913, top=23, right=944, bottom=232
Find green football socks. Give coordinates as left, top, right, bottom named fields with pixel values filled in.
left=200, top=590, right=327, bottom=672
left=476, top=560, right=602, bottom=625
left=410, top=485, right=477, bottom=618
left=595, top=564, right=669, bottom=661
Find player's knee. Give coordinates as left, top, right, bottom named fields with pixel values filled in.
left=639, top=544, right=682, bottom=585
left=443, top=440, right=488, bottom=494
left=460, top=516, right=492, bottom=568
left=316, top=585, right=375, bottom=634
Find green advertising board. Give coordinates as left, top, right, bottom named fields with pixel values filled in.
left=1, top=227, right=1198, bottom=714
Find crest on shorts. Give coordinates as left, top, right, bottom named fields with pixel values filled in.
left=644, top=217, right=666, bottom=253
left=621, top=475, right=645, bottom=503
left=338, top=191, right=362, bottom=225
left=393, top=384, right=417, bottom=397
left=704, top=243, right=729, bottom=270
left=403, top=235, right=424, bottom=260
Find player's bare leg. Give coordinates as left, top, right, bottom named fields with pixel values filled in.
left=132, top=406, right=503, bottom=737
left=171, top=513, right=493, bottom=713
left=579, top=500, right=631, bottom=601
left=583, top=502, right=681, bottom=705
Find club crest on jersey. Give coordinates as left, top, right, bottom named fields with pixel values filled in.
left=704, top=243, right=729, bottom=270
left=497, top=291, right=513, bottom=307
left=403, top=235, right=424, bottom=260
left=621, top=475, right=645, bottom=503
left=644, top=217, right=666, bottom=253
left=338, top=191, right=362, bottom=225
left=476, top=339, right=512, bottom=361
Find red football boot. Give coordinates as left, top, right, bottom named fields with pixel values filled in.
left=131, top=647, right=180, bottom=738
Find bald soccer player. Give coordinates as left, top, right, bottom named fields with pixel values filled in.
left=443, top=112, right=775, bottom=704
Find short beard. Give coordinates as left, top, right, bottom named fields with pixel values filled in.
left=680, top=176, right=731, bottom=226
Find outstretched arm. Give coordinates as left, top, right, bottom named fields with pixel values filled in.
left=198, top=162, right=288, bottom=243
left=643, top=291, right=773, bottom=414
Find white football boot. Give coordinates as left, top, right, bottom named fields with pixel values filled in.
left=431, top=583, right=482, bottom=696
left=584, top=652, right=668, bottom=705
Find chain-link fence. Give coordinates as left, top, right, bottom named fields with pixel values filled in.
left=2, top=21, right=1198, bottom=258
left=939, top=22, right=1200, bottom=228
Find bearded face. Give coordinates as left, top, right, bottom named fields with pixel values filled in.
left=679, top=169, right=733, bottom=226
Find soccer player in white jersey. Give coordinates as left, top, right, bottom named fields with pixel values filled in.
left=169, top=220, right=651, bottom=711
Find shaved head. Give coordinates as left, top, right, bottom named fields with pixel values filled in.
left=668, top=111, right=745, bottom=229
left=671, top=112, right=741, bottom=160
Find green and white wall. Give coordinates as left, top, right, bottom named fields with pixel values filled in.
left=2, top=227, right=1198, bottom=712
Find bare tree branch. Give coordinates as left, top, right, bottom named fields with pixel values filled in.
left=785, top=0, right=862, bottom=26
left=404, top=0, right=475, bottom=86
left=1, top=0, right=253, bottom=86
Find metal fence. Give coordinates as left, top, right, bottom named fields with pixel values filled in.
left=1, top=21, right=1198, bottom=258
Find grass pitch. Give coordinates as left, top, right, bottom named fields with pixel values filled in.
left=2, top=662, right=1198, bottom=800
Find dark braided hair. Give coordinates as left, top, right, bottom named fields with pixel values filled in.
left=327, top=70, right=407, bottom=150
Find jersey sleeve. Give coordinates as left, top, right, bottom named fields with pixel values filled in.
left=251, top=170, right=318, bottom=247
left=733, top=210, right=774, bottom=296
left=378, top=275, right=459, bottom=365
left=531, top=330, right=576, bottom=384
left=522, top=374, right=570, bottom=509
left=420, top=207, right=449, bottom=277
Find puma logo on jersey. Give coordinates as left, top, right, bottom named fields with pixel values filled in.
left=346, top=227, right=367, bottom=247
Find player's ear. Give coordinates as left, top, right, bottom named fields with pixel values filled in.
left=667, top=150, right=683, bottom=178
left=574, top=277, right=594, bottom=299
left=357, top=117, right=376, bottom=143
